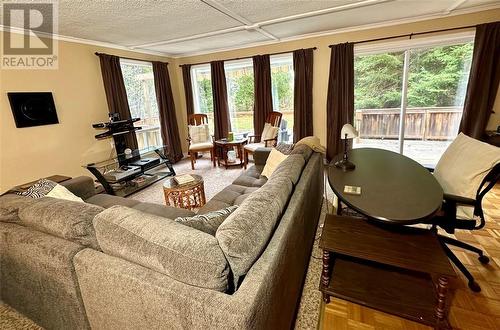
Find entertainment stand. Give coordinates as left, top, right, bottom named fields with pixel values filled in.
left=84, top=146, right=175, bottom=197
left=87, top=113, right=175, bottom=196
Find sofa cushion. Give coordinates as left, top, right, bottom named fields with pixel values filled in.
left=86, top=194, right=141, bottom=209
left=133, top=202, right=195, bottom=219
left=233, top=165, right=267, bottom=187
left=0, top=194, right=37, bottom=223
left=18, top=197, right=103, bottom=250
left=197, top=185, right=259, bottom=214
left=197, top=199, right=232, bottom=214
left=216, top=177, right=293, bottom=277
left=93, top=206, right=229, bottom=292
left=290, top=144, right=313, bottom=161
left=270, top=154, right=306, bottom=185
left=175, top=205, right=238, bottom=235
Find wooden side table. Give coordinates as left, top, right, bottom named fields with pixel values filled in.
left=319, top=214, right=456, bottom=329
left=163, top=174, right=206, bottom=210
left=214, top=138, right=247, bottom=169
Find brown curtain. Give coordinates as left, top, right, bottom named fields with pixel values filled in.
left=326, top=43, right=354, bottom=161
left=182, top=64, right=195, bottom=117
left=152, top=61, right=184, bottom=163
left=459, top=22, right=500, bottom=139
left=252, top=55, right=273, bottom=138
left=211, top=61, right=231, bottom=140
left=293, top=48, right=314, bottom=142
left=97, top=53, right=138, bottom=150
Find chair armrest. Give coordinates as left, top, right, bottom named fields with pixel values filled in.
left=263, top=137, right=277, bottom=147
left=248, top=134, right=260, bottom=143
left=60, top=176, right=97, bottom=200
left=443, top=193, right=476, bottom=206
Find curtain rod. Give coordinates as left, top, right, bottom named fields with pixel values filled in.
left=94, top=52, right=168, bottom=65
left=328, top=24, right=477, bottom=47
left=178, top=47, right=317, bottom=67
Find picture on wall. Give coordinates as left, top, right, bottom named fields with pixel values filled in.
left=8, top=92, right=59, bottom=128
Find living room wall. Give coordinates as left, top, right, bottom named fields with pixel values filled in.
left=173, top=8, right=500, bottom=148
left=0, top=35, right=182, bottom=193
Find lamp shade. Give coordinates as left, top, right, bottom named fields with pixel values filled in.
left=340, top=123, right=358, bottom=139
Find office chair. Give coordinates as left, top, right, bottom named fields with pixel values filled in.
left=429, top=159, right=500, bottom=292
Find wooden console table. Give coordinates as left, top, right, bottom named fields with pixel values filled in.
left=319, top=214, right=456, bottom=329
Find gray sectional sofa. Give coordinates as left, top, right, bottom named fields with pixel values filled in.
left=0, top=146, right=324, bottom=330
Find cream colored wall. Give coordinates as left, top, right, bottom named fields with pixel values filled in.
left=0, top=35, right=183, bottom=192
left=173, top=9, right=500, bottom=147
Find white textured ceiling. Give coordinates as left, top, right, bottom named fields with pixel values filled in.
left=1, top=0, right=499, bottom=56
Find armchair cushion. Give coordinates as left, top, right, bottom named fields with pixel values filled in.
left=188, top=124, right=210, bottom=144
left=434, top=133, right=500, bottom=219
left=244, top=142, right=265, bottom=152
left=189, top=141, right=213, bottom=151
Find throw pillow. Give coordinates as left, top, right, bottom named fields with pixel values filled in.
left=16, top=179, right=84, bottom=203
left=433, top=133, right=500, bottom=219
left=16, top=178, right=56, bottom=198
left=295, top=136, right=326, bottom=154
left=189, top=124, right=210, bottom=144
left=175, top=205, right=238, bottom=235
left=261, top=123, right=279, bottom=141
left=261, top=148, right=288, bottom=178
left=275, top=142, right=294, bottom=155
left=46, top=184, right=85, bottom=203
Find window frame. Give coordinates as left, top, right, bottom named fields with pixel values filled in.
left=120, top=58, right=162, bottom=150
left=353, top=32, right=475, bottom=163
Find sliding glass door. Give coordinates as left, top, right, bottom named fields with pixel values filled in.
left=353, top=35, right=474, bottom=166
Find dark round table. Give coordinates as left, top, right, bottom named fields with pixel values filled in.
left=328, top=148, right=443, bottom=225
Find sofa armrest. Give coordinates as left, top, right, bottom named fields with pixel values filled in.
left=60, top=176, right=96, bottom=200
left=254, top=147, right=272, bottom=166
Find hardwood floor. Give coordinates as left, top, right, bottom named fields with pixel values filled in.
left=321, top=184, right=500, bottom=330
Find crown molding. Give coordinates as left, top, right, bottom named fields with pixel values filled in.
left=0, top=25, right=174, bottom=58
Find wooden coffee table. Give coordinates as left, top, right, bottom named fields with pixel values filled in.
left=214, top=138, right=248, bottom=169
left=319, top=214, right=456, bottom=329
left=163, top=174, right=206, bottom=210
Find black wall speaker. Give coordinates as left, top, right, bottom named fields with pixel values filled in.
left=8, top=92, right=59, bottom=128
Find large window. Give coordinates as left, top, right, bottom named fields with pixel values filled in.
left=120, top=60, right=161, bottom=150
left=270, top=53, right=294, bottom=142
left=353, top=34, right=474, bottom=166
left=190, top=54, right=295, bottom=142
left=191, top=64, right=214, bottom=134
left=225, top=59, right=254, bottom=136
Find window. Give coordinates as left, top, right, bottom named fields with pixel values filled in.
left=191, top=64, right=214, bottom=134
left=189, top=54, right=295, bottom=142
left=270, top=53, right=294, bottom=143
left=353, top=34, right=474, bottom=166
left=224, top=59, right=254, bottom=136
left=120, top=60, right=161, bottom=150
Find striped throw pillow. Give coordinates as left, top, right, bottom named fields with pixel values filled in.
left=175, top=205, right=238, bottom=235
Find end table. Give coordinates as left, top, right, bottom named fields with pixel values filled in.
left=319, top=214, right=456, bottom=329
left=163, top=174, right=206, bottom=210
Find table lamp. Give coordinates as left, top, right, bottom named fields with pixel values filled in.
left=335, top=123, right=358, bottom=171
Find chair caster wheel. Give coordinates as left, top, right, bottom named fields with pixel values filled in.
left=478, top=255, right=490, bottom=264
left=468, top=281, right=481, bottom=292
